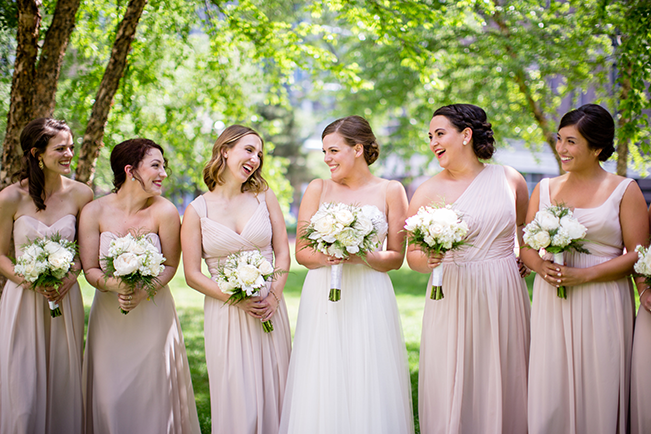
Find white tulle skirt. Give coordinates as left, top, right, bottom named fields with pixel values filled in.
left=279, top=264, right=414, bottom=434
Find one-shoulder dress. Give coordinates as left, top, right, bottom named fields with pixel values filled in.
left=190, top=194, right=291, bottom=434
left=82, top=232, right=200, bottom=434
left=528, top=177, right=635, bottom=434
left=418, top=164, right=531, bottom=434
left=0, top=214, right=84, bottom=434
left=279, top=179, right=414, bottom=434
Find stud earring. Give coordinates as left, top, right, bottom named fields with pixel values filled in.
left=38, top=159, right=44, bottom=170
left=462, top=140, right=468, bottom=146
left=131, top=177, right=136, bottom=181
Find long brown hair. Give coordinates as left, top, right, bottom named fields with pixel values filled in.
left=18, top=118, right=72, bottom=211
left=202, top=125, right=268, bottom=193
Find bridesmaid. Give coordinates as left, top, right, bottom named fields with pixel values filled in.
left=522, top=104, right=648, bottom=434
left=79, top=138, right=200, bottom=433
left=407, top=104, right=531, bottom=434
left=180, top=125, right=291, bottom=434
left=0, top=118, right=92, bottom=434
left=631, top=203, right=651, bottom=434
left=280, top=116, right=414, bottom=434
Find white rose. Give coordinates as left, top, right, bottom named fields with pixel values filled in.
left=113, top=252, right=141, bottom=276
left=334, top=209, right=355, bottom=226
left=435, top=207, right=460, bottom=226
left=218, top=278, right=237, bottom=294
left=551, top=228, right=571, bottom=248
left=537, top=210, right=560, bottom=231
left=313, top=214, right=338, bottom=236
left=21, top=262, right=39, bottom=282
left=559, top=215, right=587, bottom=240
left=528, top=230, right=551, bottom=250
left=48, top=248, right=74, bottom=271
left=404, top=214, right=421, bottom=232
left=237, top=264, right=261, bottom=286
left=23, top=244, right=43, bottom=261
left=327, top=244, right=345, bottom=259
left=354, top=213, right=375, bottom=236
left=634, top=247, right=651, bottom=275
left=258, top=260, right=274, bottom=276
left=336, top=227, right=360, bottom=244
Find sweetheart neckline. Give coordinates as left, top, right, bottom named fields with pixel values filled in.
left=15, top=213, right=76, bottom=228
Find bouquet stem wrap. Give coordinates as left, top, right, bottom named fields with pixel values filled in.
left=329, top=263, right=342, bottom=302
left=553, top=252, right=566, bottom=299
left=48, top=300, right=62, bottom=318
left=430, top=265, right=444, bottom=300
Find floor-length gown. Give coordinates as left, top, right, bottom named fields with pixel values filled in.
left=0, top=215, right=84, bottom=434
left=528, top=177, right=634, bottom=434
left=190, top=194, right=291, bottom=434
left=279, top=179, right=414, bottom=434
left=419, top=164, right=531, bottom=434
left=83, top=232, right=200, bottom=434
left=631, top=305, right=651, bottom=434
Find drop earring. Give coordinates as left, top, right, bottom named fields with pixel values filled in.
left=38, top=159, right=44, bottom=170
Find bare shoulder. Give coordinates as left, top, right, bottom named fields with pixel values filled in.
left=65, top=178, right=93, bottom=205
left=305, top=178, right=324, bottom=196
left=411, top=174, right=444, bottom=205
left=386, top=179, right=406, bottom=195
left=264, top=187, right=280, bottom=204
left=151, top=196, right=180, bottom=219
left=0, top=182, right=24, bottom=204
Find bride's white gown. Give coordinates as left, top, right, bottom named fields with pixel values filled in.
left=279, top=179, right=414, bottom=434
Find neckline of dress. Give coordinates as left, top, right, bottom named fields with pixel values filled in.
left=15, top=213, right=76, bottom=228
left=199, top=199, right=266, bottom=237
left=545, top=177, right=630, bottom=211
left=100, top=231, right=160, bottom=240
left=451, top=164, right=489, bottom=206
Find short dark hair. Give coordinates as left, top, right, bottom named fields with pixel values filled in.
left=322, top=115, right=380, bottom=165
left=558, top=104, right=615, bottom=161
left=19, top=118, right=72, bottom=211
left=432, top=104, right=495, bottom=160
left=110, top=138, right=167, bottom=192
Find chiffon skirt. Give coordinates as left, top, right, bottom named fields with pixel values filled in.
left=280, top=264, right=414, bottom=434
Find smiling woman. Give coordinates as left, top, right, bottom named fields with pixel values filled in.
left=0, top=118, right=93, bottom=434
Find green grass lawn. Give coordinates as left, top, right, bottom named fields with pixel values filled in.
left=77, top=261, right=534, bottom=434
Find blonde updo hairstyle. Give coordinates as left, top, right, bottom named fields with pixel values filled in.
left=321, top=115, right=380, bottom=165
left=202, top=125, right=268, bottom=193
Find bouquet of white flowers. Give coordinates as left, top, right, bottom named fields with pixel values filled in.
left=634, top=245, right=651, bottom=287
left=14, top=233, right=77, bottom=317
left=302, top=202, right=385, bottom=302
left=215, top=250, right=277, bottom=332
left=404, top=204, right=470, bottom=300
left=523, top=204, right=589, bottom=298
left=103, top=233, right=166, bottom=314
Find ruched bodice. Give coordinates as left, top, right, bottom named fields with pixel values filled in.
left=444, top=165, right=516, bottom=263
left=0, top=213, right=84, bottom=434
left=189, top=193, right=291, bottom=434
left=192, top=195, right=274, bottom=297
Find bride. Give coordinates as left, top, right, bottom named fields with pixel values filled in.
left=279, top=115, right=414, bottom=434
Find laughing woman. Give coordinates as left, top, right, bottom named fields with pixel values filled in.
left=80, top=139, right=200, bottom=433
left=407, top=104, right=531, bottom=434
left=0, top=118, right=92, bottom=434
left=522, top=104, right=648, bottom=434
left=181, top=125, right=291, bottom=434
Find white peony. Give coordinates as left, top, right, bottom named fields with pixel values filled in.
left=404, top=214, right=422, bottom=232
left=634, top=246, right=651, bottom=276
left=237, top=263, right=261, bottom=286
left=327, top=244, right=345, bottom=258
left=559, top=215, right=587, bottom=240
left=113, top=252, right=141, bottom=276
left=529, top=230, right=551, bottom=250
left=537, top=210, right=560, bottom=231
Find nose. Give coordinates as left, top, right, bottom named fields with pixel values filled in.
left=160, top=167, right=168, bottom=178
left=64, top=147, right=74, bottom=157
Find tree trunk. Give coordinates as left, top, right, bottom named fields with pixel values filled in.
left=0, top=0, right=41, bottom=189
left=616, top=66, right=632, bottom=177
left=75, top=0, right=148, bottom=184
left=32, top=0, right=81, bottom=118
left=488, top=0, right=564, bottom=174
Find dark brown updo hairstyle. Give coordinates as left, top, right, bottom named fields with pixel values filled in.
left=321, top=115, right=380, bottom=165
left=19, top=118, right=72, bottom=211
left=202, top=125, right=268, bottom=193
left=558, top=104, right=615, bottom=161
left=110, top=138, right=167, bottom=192
left=432, top=104, right=495, bottom=160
